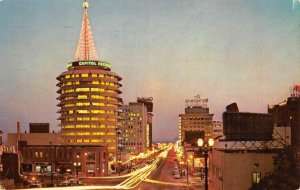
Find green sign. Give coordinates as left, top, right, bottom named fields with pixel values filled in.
left=67, top=61, right=111, bottom=69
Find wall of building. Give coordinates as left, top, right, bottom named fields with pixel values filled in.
left=19, top=145, right=108, bottom=177
left=7, top=133, right=61, bottom=146
left=211, top=150, right=276, bottom=190
left=179, top=106, right=214, bottom=144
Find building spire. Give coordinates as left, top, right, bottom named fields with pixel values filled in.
left=75, top=0, right=99, bottom=61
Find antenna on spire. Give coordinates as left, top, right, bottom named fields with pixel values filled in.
left=83, top=0, right=88, bottom=9
left=75, top=0, right=99, bottom=61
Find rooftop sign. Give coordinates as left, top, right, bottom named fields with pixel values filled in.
left=67, top=61, right=111, bottom=70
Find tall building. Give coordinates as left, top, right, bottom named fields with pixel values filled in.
left=56, top=0, right=122, bottom=158
left=137, top=97, right=153, bottom=148
left=178, top=95, right=214, bottom=145
left=121, top=102, right=148, bottom=154
left=268, top=85, right=300, bottom=181
left=120, top=98, right=153, bottom=154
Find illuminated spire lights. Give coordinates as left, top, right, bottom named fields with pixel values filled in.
left=75, top=0, right=99, bottom=61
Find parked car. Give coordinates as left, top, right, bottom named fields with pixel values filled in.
left=59, top=180, right=71, bottom=186
left=28, top=181, right=42, bottom=188
left=195, top=177, right=202, bottom=182
left=28, top=184, right=42, bottom=188
left=174, top=173, right=181, bottom=179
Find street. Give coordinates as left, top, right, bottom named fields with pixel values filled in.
left=18, top=146, right=216, bottom=190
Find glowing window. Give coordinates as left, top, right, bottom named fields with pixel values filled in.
left=78, top=110, right=89, bottom=114
left=92, top=102, right=105, bottom=106
left=69, top=110, right=73, bottom=114
left=77, top=139, right=83, bottom=143
left=76, top=88, right=90, bottom=92
left=107, top=132, right=116, bottom=135
left=91, top=139, right=103, bottom=143
left=99, top=74, right=104, bottom=77
left=78, top=95, right=87, bottom=99
left=92, top=74, right=97, bottom=77
left=92, top=81, right=100, bottom=84
left=65, top=75, right=70, bottom=79
left=92, top=132, right=105, bottom=135
left=76, top=124, right=90, bottom=128
left=65, top=104, right=75, bottom=107
left=91, top=110, right=105, bottom=114
left=252, top=173, right=261, bottom=184
left=77, top=132, right=90, bottom=136
left=81, top=74, right=88, bottom=77
left=91, top=95, right=105, bottom=99
left=76, top=102, right=90, bottom=106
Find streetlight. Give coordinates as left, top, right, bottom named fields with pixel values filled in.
left=189, top=155, right=194, bottom=172
left=179, top=160, right=184, bottom=178
left=186, top=159, right=189, bottom=184
left=197, top=138, right=214, bottom=190
left=117, top=160, right=122, bottom=176
left=73, top=154, right=81, bottom=179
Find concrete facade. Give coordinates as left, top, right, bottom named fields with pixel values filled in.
left=7, top=133, right=61, bottom=147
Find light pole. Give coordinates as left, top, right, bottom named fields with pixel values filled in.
left=73, top=154, right=81, bottom=179
left=197, top=138, right=214, bottom=190
left=179, top=160, right=184, bottom=178
left=115, top=127, right=122, bottom=176
left=117, top=160, right=122, bottom=176
left=186, top=159, right=189, bottom=184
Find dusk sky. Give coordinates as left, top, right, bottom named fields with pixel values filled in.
left=0, top=0, right=299, bottom=141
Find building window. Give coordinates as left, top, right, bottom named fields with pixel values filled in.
left=252, top=172, right=261, bottom=184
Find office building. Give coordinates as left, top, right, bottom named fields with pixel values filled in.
left=179, top=94, right=214, bottom=145
left=56, top=0, right=122, bottom=158
left=120, top=102, right=148, bottom=154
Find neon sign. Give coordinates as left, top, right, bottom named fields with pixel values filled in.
left=67, top=61, right=111, bottom=70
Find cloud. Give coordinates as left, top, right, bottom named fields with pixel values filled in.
left=293, top=0, right=300, bottom=10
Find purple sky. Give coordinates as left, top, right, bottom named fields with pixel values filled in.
left=0, top=0, right=299, bottom=141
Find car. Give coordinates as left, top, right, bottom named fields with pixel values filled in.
left=28, top=181, right=42, bottom=188
left=174, top=173, right=181, bottom=179
left=194, top=172, right=201, bottom=177
left=173, top=169, right=180, bottom=175
left=59, top=180, right=71, bottom=186
left=195, top=177, right=202, bottom=182
left=28, top=184, right=42, bottom=188
left=45, top=183, right=55, bottom=187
